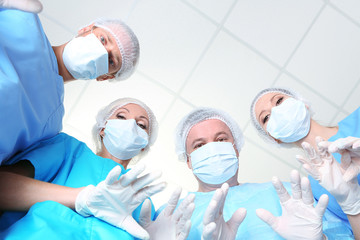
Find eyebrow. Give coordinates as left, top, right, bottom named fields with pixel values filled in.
left=139, top=115, right=149, bottom=124
left=258, top=94, right=281, bottom=123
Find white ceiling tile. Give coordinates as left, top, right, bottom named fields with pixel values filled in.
left=183, top=0, right=235, bottom=23
left=63, top=81, right=90, bottom=122
left=38, top=15, right=73, bottom=45
left=343, top=82, right=360, bottom=114
left=330, top=0, right=360, bottom=24
left=180, top=30, right=280, bottom=126
left=127, top=0, right=217, bottom=92
left=275, top=74, right=338, bottom=126
left=287, top=6, right=360, bottom=105
left=224, top=0, right=323, bottom=66
left=330, top=111, right=348, bottom=126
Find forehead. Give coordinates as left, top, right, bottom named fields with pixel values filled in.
left=254, top=92, right=287, bottom=114
left=115, top=103, right=148, bottom=118
left=186, top=119, right=231, bottom=142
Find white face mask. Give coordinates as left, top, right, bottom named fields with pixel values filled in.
left=103, top=119, right=149, bottom=160
left=266, top=98, right=311, bottom=143
left=63, top=33, right=109, bottom=80
left=190, top=142, right=238, bottom=185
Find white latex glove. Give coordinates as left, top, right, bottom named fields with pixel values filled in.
left=75, top=164, right=166, bottom=240
left=256, top=170, right=328, bottom=240
left=139, top=187, right=195, bottom=240
left=296, top=137, right=360, bottom=215
left=0, top=0, right=42, bottom=13
left=326, top=136, right=360, bottom=182
left=202, top=183, right=247, bottom=240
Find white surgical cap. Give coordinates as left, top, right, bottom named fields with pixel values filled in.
left=250, top=87, right=312, bottom=146
left=90, top=18, right=140, bottom=81
left=175, top=107, right=244, bottom=162
left=92, top=97, right=158, bottom=164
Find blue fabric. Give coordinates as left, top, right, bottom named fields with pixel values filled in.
left=156, top=183, right=354, bottom=239
left=0, top=9, right=64, bottom=164
left=309, top=107, right=360, bottom=225
left=0, top=133, right=154, bottom=239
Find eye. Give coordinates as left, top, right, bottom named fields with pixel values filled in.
left=194, top=143, right=204, bottom=150
left=217, top=137, right=227, bottom=142
left=116, top=114, right=126, bottom=120
left=109, top=58, right=115, bottom=67
left=276, top=97, right=283, bottom=106
left=263, top=115, right=269, bottom=124
left=137, top=123, right=147, bottom=130
left=100, top=36, right=105, bottom=45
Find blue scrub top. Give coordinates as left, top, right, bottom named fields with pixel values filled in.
left=0, top=133, right=154, bottom=239
left=310, top=107, right=360, bottom=224
left=0, top=9, right=64, bottom=164
left=157, top=183, right=354, bottom=239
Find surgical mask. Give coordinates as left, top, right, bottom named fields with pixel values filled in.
left=267, top=98, right=310, bottom=143
left=103, top=119, right=149, bottom=160
left=190, top=142, right=238, bottom=185
left=63, top=33, right=108, bottom=80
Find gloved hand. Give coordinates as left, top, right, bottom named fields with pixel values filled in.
left=256, top=170, right=328, bottom=240
left=0, top=0, right=43, bottom=13
left=202, top=183, right=247, bottom=240
left=325, top=136, right=360, bottom=182
left=75, top=164, right=166, bottom=240
left=139, top=187, right=195, bottom=240
left=296, top=136, right=360, bottom=215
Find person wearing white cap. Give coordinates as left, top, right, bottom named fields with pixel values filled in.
left=250, top=87, right=360, bottom=238
left=0, top=2, right=140, bottom=164
left=0, top=98, right=196, bottom=240
left=166, top=106, right=353, bottom=239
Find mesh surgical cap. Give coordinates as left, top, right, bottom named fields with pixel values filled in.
left=92, top=97, right=158, bottom=164
left=91, top=18, right=140, bottom=81
left=249, top=87, right=312, bottom=146
left=175, top=107, right=245, bottom=162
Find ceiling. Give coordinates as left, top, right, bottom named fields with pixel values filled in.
left=39, top=0, right=360, bottom=208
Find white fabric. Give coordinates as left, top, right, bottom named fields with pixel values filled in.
left=75, top=164, right=166, bottom=239
left=139, top=188, right=195, bottom=240
left=297, top=137, right=360, bottom=215
left=202, top=183, right=247, bottom=240
left=0, top=0, right=42, bottom=13
left=256, top=170, right=328, bottom=240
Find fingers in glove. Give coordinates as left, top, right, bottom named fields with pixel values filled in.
left=3, top=0, right=43, bottom=13
left=316, top=136, right=332, bottom=160
left=119, top=164, right=145, bottom=187
left=302, top=142, right=322, bottom=165
left=173, top=193, right=195, bottom=222
left=256, top=209, right=278, bottom=230
left=227, top=208, right=246, bottom=233
left=300, top=176, right=314, bottom=205
left=163, top=187, right=182, bottom=217
left=272, top=176, right=290, bottom=203
left=177, top=202, right=195, bottom=234
left=178, top=219, right=192, bottom=240
left=132, top=170, right=162, bottom=192
left=138, top=199, right=152, bottom=228
left=353, top=139, right=360, bottom=150
left=301, top=162, right=321, bottom=181
left=203, top=199, right=219, bottom=226
left=202, top=222, right=217, bottom=240
left=121, top=215, right=150, bottom=240
left=104, top=165, right=123, bottom=185
left=290, top=170, right=302, bottom=200
left=328, top=137, right=359, bottom=153
left=207, top=189, right=224, bottom=221
left=134, top=182, right=167, bottom=205
left=315, top=194, right=329, bottom=217
left=218, top=183, right=229, bottom=216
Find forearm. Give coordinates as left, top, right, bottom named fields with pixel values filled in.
left=347, top=214, right=360, bottom=240
left=0, top=171, right=83, bottom=211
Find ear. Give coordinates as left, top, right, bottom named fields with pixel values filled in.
left=78, top=23, right=95, bottom=36
left=186, top=157, right=192, bottom=169
left=96, top=74, right=115, bottom=81
left=99, top=128, right=105, bottom=138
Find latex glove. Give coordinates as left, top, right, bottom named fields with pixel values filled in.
left=75, top=164, right=166, bottom=240
left=326, top=136, right=360, bottom=182
left=202, top=183, right=247, bottom=240
left=139, top=188, right=195, bottom=240
left=0, top=0, right=42, bottom=13
left=256, top=170, right=328, bottom=240
left=296, top=137, right=360, bottom=215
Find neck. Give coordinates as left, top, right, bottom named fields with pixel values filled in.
left=295, top=119, right=339, bottom=148
left=197, top=173, right=239, bottom=192
left=52, top=44, right=76, bottom=83
left=97, top=148, right=130, bottom=170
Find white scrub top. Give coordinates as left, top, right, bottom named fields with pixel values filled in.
left=0, top=9, right=64, bottom=164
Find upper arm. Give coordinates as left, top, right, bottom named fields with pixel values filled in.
left=0, top=160, right=35, bottom=178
